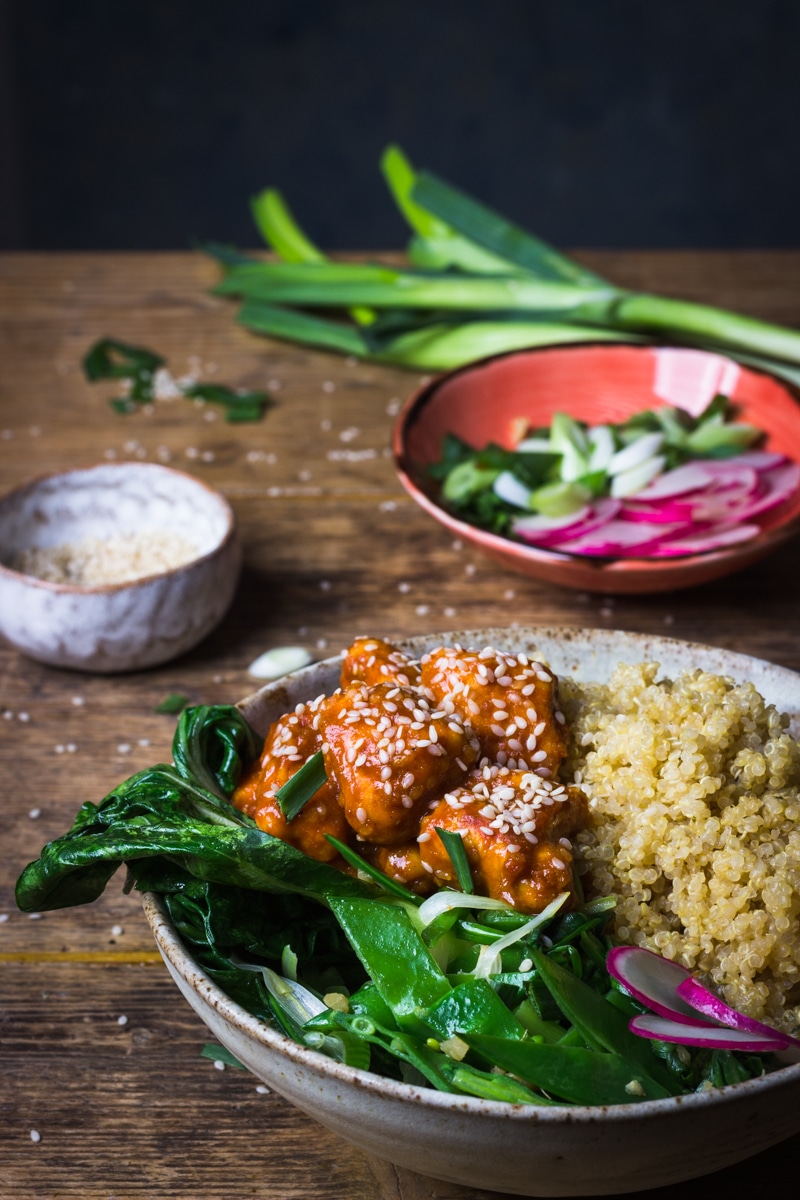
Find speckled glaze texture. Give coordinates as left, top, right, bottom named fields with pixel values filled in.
left=144, top=628, right=800, bottom=1196
left=393, top=345, right=800, bottom=595
left=0, top=462, right=240, bottom=672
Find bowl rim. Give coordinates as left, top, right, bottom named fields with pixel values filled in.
left=392, top=343, right=800, bottom=574
left=142, top=624, right=800, bottom=1125
left=0, top=460, right=238, bottom=594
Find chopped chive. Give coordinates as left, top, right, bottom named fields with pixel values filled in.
left=275, top=751, right=328, bottom=820
left=82, top=338, right=165, bottom=382
left=325, top=836, right=422, bottom=904
left=181, top=382, right=271, bottom=424
left=154, top=693, right=189, bottom=715
left=434, top=827, right=474, bottom=894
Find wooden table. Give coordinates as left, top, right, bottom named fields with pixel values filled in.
left=2, top=250, right=800, bottom=1199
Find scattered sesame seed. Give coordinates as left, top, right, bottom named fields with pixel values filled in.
left=117, top=1014, right=128, bottom=1026
left=398, top=581, right=411, bottom=593
left=0, top=914, right=8, bottom=923
left=213, top=1060, right=226, bottom=1071
left=18, top=712, right=30, bottom=722
left=255, top=1084, right=271, bottom=1094
left=28, top=808, right=41, bottom=819
left=30, top=1130, right=41, bottom=1144
left=111, top=925, right=124, bottom=937
left=71, top=696, right=85, bottom=706
left=117, top=744, right=132, bottom=754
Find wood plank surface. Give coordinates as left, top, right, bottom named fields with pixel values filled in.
left=2, top=249, right=800, bottom=1199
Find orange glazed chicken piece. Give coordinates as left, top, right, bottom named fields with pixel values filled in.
left=417, top=766, right=588, bottom=913
left=420, top=645, right=569, bottom=776
left=340, top=636, right=421, bottom=689
left=231, top=697, right=349, bottom=863
left=317, top=680, right=480, bottom=845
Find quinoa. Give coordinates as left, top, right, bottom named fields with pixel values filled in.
left=562, top=662, right=800, bottom=1034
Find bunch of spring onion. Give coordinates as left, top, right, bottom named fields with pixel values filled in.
left=206, top=145, right=800, bottom=386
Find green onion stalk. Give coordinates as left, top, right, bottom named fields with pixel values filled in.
left=205, top=145, right=800, bottom=388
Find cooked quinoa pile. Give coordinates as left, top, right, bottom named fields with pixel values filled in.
left=561, top=662, right=800, bottom=1033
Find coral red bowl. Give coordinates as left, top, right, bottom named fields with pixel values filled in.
left=392, top=344, right=800, bottom=595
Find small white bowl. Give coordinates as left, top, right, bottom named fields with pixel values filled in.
left=0, top=462, right=241, bottom=672
left=143, top=628, right=800, bottom=1196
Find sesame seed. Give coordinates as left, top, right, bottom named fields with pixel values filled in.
left=30, top=1130, right=41, bottom=1144
left=117, top=1014, right=128, bottom=1026
left=356, top=807, right=368, bottom=823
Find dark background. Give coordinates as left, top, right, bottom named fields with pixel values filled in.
left=2, top=0, right=799, bottom=253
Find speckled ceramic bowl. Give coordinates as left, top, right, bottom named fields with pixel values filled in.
left=0, top=462, right=241, bottom=672
left=143, top=628, right=800, bottom=1197
left=393, top=344, right=800, bottom=594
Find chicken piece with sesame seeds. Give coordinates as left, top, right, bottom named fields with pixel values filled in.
left=340, top=636, right=421, bottom=688
left=231, top=700, right=349, bottom=863
left=419, top=645, right=568, bottom=775
left=317, top=680, right=480, bottom=845
left=417, top=768, right=588, bottom=913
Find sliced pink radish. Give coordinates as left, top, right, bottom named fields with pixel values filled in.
left=676, top=977, right=800, bottom=1050
left=629, top=1013, right=792, bottom=1053
left=651, top=524, right=760, bottom=557
left=633, top=461, right=718, bottom=501
left=556, top=519, right=686, bottom=557
left=606, top=946, right=709, bottom=1025
left=513, top=498, right=621, bottom=547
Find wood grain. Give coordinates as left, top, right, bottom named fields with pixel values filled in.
left=2, top=250, right=800, bottom=1199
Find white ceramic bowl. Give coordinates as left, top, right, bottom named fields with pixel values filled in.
left=143, top=628, right=800, bottom=1197
left=0, top=462, right=241, bottom=672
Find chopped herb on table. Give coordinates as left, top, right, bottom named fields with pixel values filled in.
left=14, top=700, right=797, bottom=1106
left=82, top=337, right=272, bottom=422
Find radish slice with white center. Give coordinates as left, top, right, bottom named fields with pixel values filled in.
left=513, top=498, right=621, bottom=547
left=633, top=461, right=717, bottom=500
left=676, top=977, right=800, bottom=1050
left=725, top=462, right=800, bottom=521
left=557, top=519, right=687, bottom=557
left=606, top=946, right=709, bottom=1025
left=628, top=1013, right=793, bottom=1053
left=651, top=524, right=760, bottom=557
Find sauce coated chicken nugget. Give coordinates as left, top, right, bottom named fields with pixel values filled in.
left=318, top=680, right=480, bottom=845
left=418, top=766, right=587, bottom=913
left=231, top=697, right=348, bottom=863
left=340, top=636, right=421, bottom=688
left=420, top=645, right=568, bottom=775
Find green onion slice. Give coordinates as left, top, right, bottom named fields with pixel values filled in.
left=275, top=751, right=328, bottom=820
left=434, top=827, right=474, bottom=894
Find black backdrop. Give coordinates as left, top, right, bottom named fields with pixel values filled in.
left=3, top=0, right=799, bottom=252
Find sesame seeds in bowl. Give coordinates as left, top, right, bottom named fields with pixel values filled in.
left=0, top=462, right=241, bottom=672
